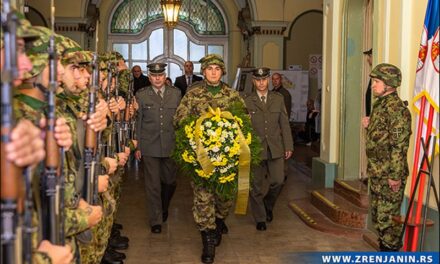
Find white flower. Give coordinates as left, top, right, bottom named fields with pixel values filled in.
left=212, top=146, right=220, bottom=153
left=224, top=146, right=230, bottom=152
left=205, top=121, right=212, bottom=128
left=218, top=121, right=224, bottom=127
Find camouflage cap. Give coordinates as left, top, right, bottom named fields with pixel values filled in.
left=370, top=63, right=401, bottom=88
left=62, top=50, right=92, bottom=66
left=111, top=51, right=125, bottom=61
left=98, top=52, right=117, bottom=71
left=199, top=54, right=226, bottom=75
left=252, top=67, right=271, bottom=79
left=0, top=10, right=40, bottom=48
left=24, top=26, right=82, bottom=79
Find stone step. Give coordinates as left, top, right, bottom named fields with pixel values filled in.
left=311, top=189, right=368, bottom=229
left=334, top=179, right=369, bottom=209
left=362, top=231, right=380, bottom=251
left=289, top=199, right=367, bottom=240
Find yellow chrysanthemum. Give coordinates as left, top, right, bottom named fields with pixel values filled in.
left=195, top=168, right=213, bottom=179
left=219, top=173, right=236, bottom=183
left=182, top=150, right=196, bottom=163
left=246, top=132, right=252, bottom=144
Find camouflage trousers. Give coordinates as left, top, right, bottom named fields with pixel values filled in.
left=191, top=181, right=233, bottom=231
left=370, top=186, right=405, bottom=250
left=79, top=189, right=116, bottom=263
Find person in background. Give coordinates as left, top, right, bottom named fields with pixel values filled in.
left=174, top=61, right=203, bottom=96
left=132, top=65, right=150, bottom=95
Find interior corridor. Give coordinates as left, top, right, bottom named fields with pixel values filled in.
left=115, top=144, right=373, bottom=263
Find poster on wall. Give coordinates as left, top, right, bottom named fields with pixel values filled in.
left=270, top=70, right=309, bottom=122
left=309, top=54, right=322, bottom=79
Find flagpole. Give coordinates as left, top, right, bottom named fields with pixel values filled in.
left=410, top=103, right=434, bottom=251
left=403, top=96, right=427, bottom=251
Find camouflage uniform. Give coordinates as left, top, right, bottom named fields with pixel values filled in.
left=22, top=26, right=91, bottom=263
left=174, top=55, right=246, bottom=231
left=365, top=63, right=412, bottom=251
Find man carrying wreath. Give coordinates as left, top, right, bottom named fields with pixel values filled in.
left=174, top=54, right=250, bottom=264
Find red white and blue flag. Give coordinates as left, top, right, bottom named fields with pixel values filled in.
left=412, top=0, right=439, bottom=155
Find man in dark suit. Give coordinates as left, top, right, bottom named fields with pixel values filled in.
left=244, top=67, right=293, bottom=231
left=135, top=63, right=181, bottom=234
left=132, top=65, right=151, bottom=95
left=174, top=61, right=203, bottom=96
left=271, top=72, right=292, bottom=120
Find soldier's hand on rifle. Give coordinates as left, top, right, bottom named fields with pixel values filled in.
left=117, top=152, right=128, bottom=166
left=109, top=98, right=120, bottom=114
left=135, top=150, right=141, bottom=161
left=117, top=96, right=126, bottom=110
left=84, top=99, right=108, bottom=132
left=6, top=119, right=45, bottom=167
left=54, top=117, right=73, bottom=150
left=78, top=199, right=103, bottom=227
left=98, top=174, right=110, bottom=193
left=132, top=97, right=139, bottom=110
left=124, top=146, right=130, bottom=155
left=362, top=117, right=370, bottom=128
left=104, top=157, right=118, bottom=174
left=132, top=139, right=138, bottom=149
left=37, top=240, right=73, bottom=264
left=129, top=104, right=135, bottom=117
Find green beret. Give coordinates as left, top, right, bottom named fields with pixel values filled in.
left=199, top=54, right=226, bottom=75
left=252, top=67, right=271, bottom=79
left=370, top=63, right=401, bottom=88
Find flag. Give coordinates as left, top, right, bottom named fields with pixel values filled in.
left=412, top=0, right=439, bottom=155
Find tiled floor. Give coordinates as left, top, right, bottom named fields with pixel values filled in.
left=116, top=146, right=373, bottom=263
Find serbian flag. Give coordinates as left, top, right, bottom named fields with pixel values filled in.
left=412, top=0, right=439, bottom=156
left=405, top=0, right=439, bottom=252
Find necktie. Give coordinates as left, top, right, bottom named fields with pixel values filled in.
left=187, top=76, right=192, bottom=86
left=157, top=89, right=163, bottom=98
left=261, top=95, right=266, bottom=104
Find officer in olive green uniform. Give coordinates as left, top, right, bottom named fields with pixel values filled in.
left=363, top=63, right=411, bottom=251
left=244, top=67, right=293, bottom=231
left=135, top=63, right=181, bottom=234
left=174, top=54, right=247, bottom=264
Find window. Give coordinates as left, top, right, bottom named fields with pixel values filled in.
left=109, top=0, right=228, bottom=81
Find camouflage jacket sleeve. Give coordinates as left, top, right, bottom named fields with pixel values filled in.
left=388, top=102, right=412, bottom=181
left=64, top=207, right=90, bottom=237
left=100, top=157, right=110, bottom=175
left=173, top=93, right=190, bottom=128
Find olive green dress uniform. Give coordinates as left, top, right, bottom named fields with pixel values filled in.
left=174, top=80, right=246, bottom=231
left=365, top=63, right=411, bottom=251
left=136, top=64, right=181, bottom=226
left=244, top=88, right=293, bottom=224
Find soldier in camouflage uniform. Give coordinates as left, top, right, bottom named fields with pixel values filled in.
left=1, top=12, right=74, bottom=264
left=362, top=63, right=412, bottom=251
left=20, top=26, right=108, bottom=263
left=174, top=54, right=247, bottom=264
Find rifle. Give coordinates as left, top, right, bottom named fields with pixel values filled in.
left=41, top=1, right=64, bottom=245
left=123, top=75, right=135, bottom=144
left=104, top=63, right=114, bottom=158
left=113, top=69, right=125, bottom=154
left=1, top=1, right=20, bottom=263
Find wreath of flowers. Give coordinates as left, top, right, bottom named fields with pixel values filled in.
left=173, top=102, right=261, bottom=199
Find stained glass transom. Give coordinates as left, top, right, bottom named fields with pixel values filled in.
left=111, top=0, right=225, bottom=35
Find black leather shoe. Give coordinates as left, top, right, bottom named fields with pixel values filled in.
left=256, top=222, right=267, bottom=231
left=162, top=211, right=168, bottom=223
left=151, top=225, right=162, bottom=234
left=266, top=209, right=273, bottom=222
left=101, top=249, right=124, bottom=264
left=108, top=236, right=129, bottom=250
left=104, top=248, right=126, bottom=261
left=113, top=223, right=123, bottom=230
left=110, top=232, right=130, bottom=243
